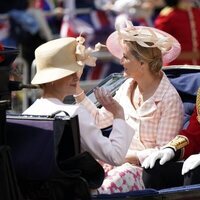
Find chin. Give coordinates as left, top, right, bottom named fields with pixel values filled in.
left=123, top=71, right=127, bottom=76
left=123, top=72, right=130, bottom=78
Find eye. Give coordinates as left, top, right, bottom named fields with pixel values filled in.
left=123, top=54, right=128, bottom=60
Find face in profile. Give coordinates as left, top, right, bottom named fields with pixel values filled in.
left=120, top=43, right=143, bottom=79
left=52, top=73, right=79, bottom=96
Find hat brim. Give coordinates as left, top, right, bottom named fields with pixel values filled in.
left=106, top=26, right=181, bottom=64
left=31, top=64, right=82, bottom=85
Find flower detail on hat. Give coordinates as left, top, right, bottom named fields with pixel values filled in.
left=116, top=20, right=175, bottom=53
left=75, top=36, right=102, bottom=67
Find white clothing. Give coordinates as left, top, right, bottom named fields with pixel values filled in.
left=23, top=98, right=134, bottom=166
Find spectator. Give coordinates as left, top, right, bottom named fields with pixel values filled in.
left=154, top=0, right=200, bottom=65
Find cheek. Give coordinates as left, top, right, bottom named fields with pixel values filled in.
left=123, top=59, right=132, bottom=68
left=124, top=62, right=135, bottom=72
left=64, top=78, right=72, bottom=86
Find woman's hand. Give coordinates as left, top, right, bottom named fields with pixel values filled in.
left=94, top=87, right=125, bottom=119
left=98, top=160, right=114, bottom=175
left=125, top=151, right=140, bottom=166
left=102, top=163, right=114, bottom=174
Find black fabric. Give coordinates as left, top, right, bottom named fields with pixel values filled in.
left=48, top=174, right=91, bottom=200
left=6, top=115, right=81, bottom=180
left=0, top=146, right=23, bottom=200
left=164, top=0, right=179, bottom=6
left=142, top=160, right=184, bottom=189
left=59, top=151, right=105, bottom=189
left=18, top=162, right=92, bottom=200
left=0, top=0, right=28, bottom=13
left=5, top=114, right=104, bottom=199
left=184, top=165, right=200, bottom=185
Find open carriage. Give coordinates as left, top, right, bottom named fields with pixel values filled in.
left=2, top=65, right=200, bottom=200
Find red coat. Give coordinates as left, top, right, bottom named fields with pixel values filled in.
left=154, top=6, right=200, bottom=65
left=181, top=107, right=200, bottom=159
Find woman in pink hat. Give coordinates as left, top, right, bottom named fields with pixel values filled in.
left=74, top=20, right=184, bottom=193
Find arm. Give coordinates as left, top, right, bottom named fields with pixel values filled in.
left=143, top=106, right=200, bottom=169
left=77, top=106, right=134, bottom=166
left=142, top=105, right=200, bottom=169
left=156, top=94, right=184, bottom=147
left=180, top=107, right=200, bottom=159
left=142, top=135, right=189, bottom=169
left=74, top=71, right=113, bottom=128
left=74, top=75, right=127, bottom=128
left=129, top=93, right=184, bottom=165
left=141, top=95, right=183, bottom=161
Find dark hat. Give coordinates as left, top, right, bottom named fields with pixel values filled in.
left=0, top=47, right=19, bottom=67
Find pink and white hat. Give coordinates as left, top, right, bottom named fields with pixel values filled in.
left=106, top=21, right=181, bottom=64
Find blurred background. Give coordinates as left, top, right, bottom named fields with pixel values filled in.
left=0, top=0, right=199, bottom=113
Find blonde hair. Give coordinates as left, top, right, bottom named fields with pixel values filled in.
left=124, top=40, right=163, bottom=73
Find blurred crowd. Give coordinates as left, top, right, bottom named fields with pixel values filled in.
left=0, top=0, right=200, bottom=112
left=1, top=0, right=200, bottom=80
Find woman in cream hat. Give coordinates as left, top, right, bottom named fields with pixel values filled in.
left=74, top=21, right=184, bottom=193
left=23, top=37, right=134, bottom=172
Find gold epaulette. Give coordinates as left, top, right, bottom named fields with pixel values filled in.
left=163, top=135, right=189, bottom=152
left=159, top=6, right=174, bottom=16
left=196, top=88, right=200, bottom=123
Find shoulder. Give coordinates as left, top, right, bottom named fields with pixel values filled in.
left=159, top=6, right=175, bottom=16
left=75, top=105, right=92, bottom=118
left=156, top=73, right=182, bottom=103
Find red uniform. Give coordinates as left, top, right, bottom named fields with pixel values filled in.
left=154, top=6, right=200, bottom=65
left=181, top=107, right=200, bottom=159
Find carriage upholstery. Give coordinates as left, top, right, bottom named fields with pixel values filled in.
left=5, top=114, right=80, bottom=180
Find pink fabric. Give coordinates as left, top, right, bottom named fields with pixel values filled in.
left=80, top=73, right=184, bottom=194
left=98, top=163, right=145, bottom=194
left=81, top=73, right=184, bottom=150
left=106, top=27, right=181, bottom=65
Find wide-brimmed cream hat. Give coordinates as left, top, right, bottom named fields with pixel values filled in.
left=106, top=20, right=181, bottom=65
left=32, top=37, right=100, bottom=85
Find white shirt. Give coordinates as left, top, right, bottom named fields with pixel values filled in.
left=23, top=98, right=134, bottom=166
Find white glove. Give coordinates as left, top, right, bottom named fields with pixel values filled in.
left=182, top=154, right=200, bottom=175
left=136, top=149, right=157, bottom=164
left=142, top=148, right=175, bottom=169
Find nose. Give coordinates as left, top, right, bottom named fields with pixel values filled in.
left=120, top=57, right=124, bottom=65
left=73, top=72, right=79, bottom=81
